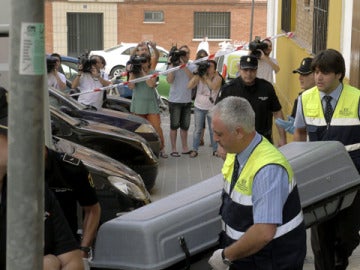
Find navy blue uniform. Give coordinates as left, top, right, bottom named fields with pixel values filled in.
left=45, top=148, right=98, bottom=239
left=216, top=77, right=282, bottom=142
left=0, top=179, right=78, bottom=270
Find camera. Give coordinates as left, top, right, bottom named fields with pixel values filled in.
left=209, top=96, right=214, bottom=104
left=77, top=51, right=97, bottom=73
left=46, top=57, right=57, bottom=73
left=249, top=39, right=268, bottom=59
left=128, top=55, right=147, bottom=75
left=168, top=46, right=187, bottom=66
left=80, top=58, right=97, bottom=73
left=194, top=61, right=210, bottom=77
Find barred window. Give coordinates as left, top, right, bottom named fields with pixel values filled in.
left=312, top=0, right=328, bottom=54
left=281, top=0, right=291, bottom=33
left=194, top=12, right=230, bottom=39
left=144, top=11, right=164, bottom=22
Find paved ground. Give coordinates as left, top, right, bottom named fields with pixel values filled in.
left=150, top=113, right=360, bottom=270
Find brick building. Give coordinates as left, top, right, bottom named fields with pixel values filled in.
left=45, top=0, right=267, bottom=59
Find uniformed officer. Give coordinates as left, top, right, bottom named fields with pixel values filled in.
left=45, top=146, right=101, bottom=258
left=0, top=88, right=83, bottom=270
left=294, top=49, right=360, bottom=270
left=215, top=55, right=287, bottom=146
left=208, top=97, right=306, bottom=270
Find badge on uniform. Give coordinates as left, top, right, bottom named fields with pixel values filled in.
left=62, top=153, right=80, bottom=166
left=88, top=173, right=95, bottom=188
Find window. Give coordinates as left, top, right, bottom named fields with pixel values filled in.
left=312, top=0, right=328, bottom=54
left=281, top=0, right=291, bottom=33
left=144, top=11, right=164, bottom=22
left=194, top=12, right=230, bottom=39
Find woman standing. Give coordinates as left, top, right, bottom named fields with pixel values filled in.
left=187, top=60, right=222, bottom=158
left=128, top=53, right=168, bottom=158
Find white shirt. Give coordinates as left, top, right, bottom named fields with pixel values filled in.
left=257, top=57, right=278, bottom=83
left=77, top=73, right=104, bottom=109
left=47, top=71, right=66, bottom=90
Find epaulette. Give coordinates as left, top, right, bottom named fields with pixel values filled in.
left=62, top=153, right=81, bottom=166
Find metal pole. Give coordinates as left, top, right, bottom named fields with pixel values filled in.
left=249, top=0, right=255, bottom=42
left=7, top=0, right=45, bottom=269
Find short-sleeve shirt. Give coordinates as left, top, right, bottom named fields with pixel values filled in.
left=0, top=179, right=78, bottom=270
left=47, top=71, right=66, bottom=90
left=257, top=57, right=278, bottom=83
left=168, top=63, right=196, bottom=103
left=216, top=77, right=282, bottom=136
left=77, top=73, right=104, bottom=109
left=45, top=148, right=98, bottom=238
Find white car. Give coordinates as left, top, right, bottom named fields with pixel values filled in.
left=90, top=42, right=169, bottom=78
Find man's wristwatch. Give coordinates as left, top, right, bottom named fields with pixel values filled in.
left=221, top=249, right=232, bottom=266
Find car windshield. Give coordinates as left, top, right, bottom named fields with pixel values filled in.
left=49, top=87, right=87, bottom=110
left=50, top=105, right=82, bottom=126
left=105, top=44, right=128, bottom=53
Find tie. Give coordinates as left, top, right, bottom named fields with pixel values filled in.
left=230, top=156, right=239, bottom=193
left=323, top=95, right=333, bottom=124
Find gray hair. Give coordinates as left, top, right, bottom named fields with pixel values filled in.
left=210, top=97, right=255, bottom=133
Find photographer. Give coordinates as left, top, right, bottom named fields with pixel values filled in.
left=166, top=45, right=196, bottom=157
left=47, top=53, right=67, bottom=91
left=250, top=38, right=280, bottom=83
left=187, top=60, right=222, bottom=158
left=71, top=57, right=109, bottom=110
left=127, top=54, right=168, bottom=158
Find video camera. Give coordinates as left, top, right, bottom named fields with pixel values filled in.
left=46, top=56, right=57, bottom=73
left=128, top=55, right=147, bottom=75
left=249, top=37, right=268, bottom=59
left=194, top=61, right=210, bottom=77
left=77, top=51, right=97, bottom=73
left=168, top=46, right=187, bottom=66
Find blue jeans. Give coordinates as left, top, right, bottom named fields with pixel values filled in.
left=192, top=107, right=217, bottom=152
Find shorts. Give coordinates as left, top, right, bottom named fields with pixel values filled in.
left=169, top=102, right=192, bottom=130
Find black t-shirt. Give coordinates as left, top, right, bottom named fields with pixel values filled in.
left=45, top=149, right=98, bottom=238
left=216, top=77, right=282, bottom=140
left=0, top=179, right=78, bottom=270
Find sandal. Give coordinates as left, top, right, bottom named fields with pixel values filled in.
left=189, top=150, right=198, bottom=158
left=170, top=152, right=181, bottom=157
left=159, top=151, right=168, bottom=159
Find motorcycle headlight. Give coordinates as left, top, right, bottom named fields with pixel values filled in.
left=108, top=176, right=151, bottom=203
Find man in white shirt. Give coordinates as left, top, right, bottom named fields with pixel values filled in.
left=47, top=53, right=67, bottom=91
left=256, top=39, right=280, bottom=84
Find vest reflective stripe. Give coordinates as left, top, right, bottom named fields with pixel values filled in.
left=221, top=138, right=303, bottom=241
left=222, top=211, right=304, bottom=241
left=302, top=85, right=360, bottom=153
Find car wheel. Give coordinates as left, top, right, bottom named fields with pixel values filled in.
left=111, top=65, right=126, bottom=78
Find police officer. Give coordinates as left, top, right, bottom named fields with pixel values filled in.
left=294, top=49, right=360, bottom=270
left=216, top=55, right=287, bottom=146
left=45, top=147, right=101, bottom=259
left=0, top=88, right=83, bottom=270
left=208, top=97, right=306, bottom=270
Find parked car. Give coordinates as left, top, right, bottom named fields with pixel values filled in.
left=48, top=87, right=161, bottom=156
left=89, top=42, right=169, bottom=78
left=50, top=106, right=159, bottom=191
left=52, top=136, right=151, bottom=223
